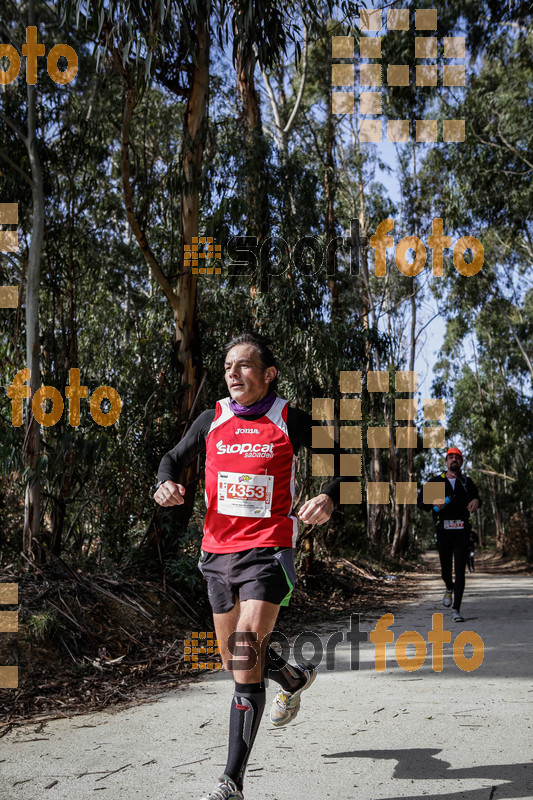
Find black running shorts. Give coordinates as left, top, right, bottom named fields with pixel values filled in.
left=197, top=546, right=296, bottom=614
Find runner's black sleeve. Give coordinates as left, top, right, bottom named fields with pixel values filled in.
left=157, top=409, right=215, bottom=484
left=286, top=406, right=342, bottom=505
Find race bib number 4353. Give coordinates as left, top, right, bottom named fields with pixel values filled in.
left=443, top=519, right=465, bottom=530
left=217, top=472, right=274, bottom=518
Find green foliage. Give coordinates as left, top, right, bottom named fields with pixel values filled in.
left=163, top=552, right=203, bottom=591
left=26, top=610, right=63, bottom=642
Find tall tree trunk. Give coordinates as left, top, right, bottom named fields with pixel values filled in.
left=357, top=172, right=371, bottom=336
left=157, top=16, right=210, bottom=541
left=176, top=17, right=208, bottom=415
left=236, top=44, right=270, bottom=298
left=368, top=390, right=384, bottom=547
left=392, top=143, right=419, bottom=556
left=67, top=197, right=78, bottom=366
left=113, top=17, right=207, bottom=410
left=48, top=197, right=77, bottom=557
left=257, top=24, right=307, bottom=218
left=356, top=163, right=384, bottom=546
left=388, top=402, right=400, bottom=545
left=112, top=18, right=209, bottom=550
left=23, top=1, right=45, bottom=560
left=392, top=290, right=417, bottom=556
left=324, top=89, right=338, bottom=317
left=492, top=478, right=505, bottom=554
left=476, top=508, right=484, bottom=547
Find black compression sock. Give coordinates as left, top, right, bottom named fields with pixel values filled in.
left=263, top=645, right=306, bottom=692
left=224, top=682, right=266, bottom=790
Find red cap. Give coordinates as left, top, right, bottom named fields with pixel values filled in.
left=446, top=447, right=463, bottom=459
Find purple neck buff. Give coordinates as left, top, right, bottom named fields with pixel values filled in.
left=229, top=390, right=276, bottom=417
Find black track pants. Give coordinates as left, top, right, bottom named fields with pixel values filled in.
left=436, top=530, right=470, bottom=610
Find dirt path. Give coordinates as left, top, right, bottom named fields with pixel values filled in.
left=2, top=561, right=532, bottom=800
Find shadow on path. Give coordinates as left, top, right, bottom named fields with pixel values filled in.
left=321, top=747, right=533, bottom=799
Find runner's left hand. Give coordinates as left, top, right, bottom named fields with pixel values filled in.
left=467, top=499, right=479, bottom=512
left=298, top=493, right=334, bottom=525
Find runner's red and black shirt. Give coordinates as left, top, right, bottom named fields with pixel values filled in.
left=156, top=396, right=341, bottom=553
left=203, top=396, right=295, bottom=552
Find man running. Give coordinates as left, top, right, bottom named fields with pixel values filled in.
left=417, top=447, right=481, bottom=622
left=467, top=531, right=479, bottom=573
left=154, top=332, right=340, bottom=800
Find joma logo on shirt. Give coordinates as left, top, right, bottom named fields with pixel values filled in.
left=216, top=440, right=274, bottom=456
left=235, top=428, right=260, bottom=434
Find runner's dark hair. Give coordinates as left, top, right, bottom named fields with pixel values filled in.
left=224, top=332, right=278, bottom=392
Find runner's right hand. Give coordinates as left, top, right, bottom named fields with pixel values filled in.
left=154, top=481, right=186, bottom=506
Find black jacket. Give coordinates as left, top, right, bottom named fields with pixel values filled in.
left=417, top=471, right=481, bottom=534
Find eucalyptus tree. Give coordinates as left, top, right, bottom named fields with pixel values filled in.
left=62, top=0, right=302, bottom=404
left=422, top=4, right=533, bottom=553
left=0, top=0, right=75, bottom=556
left=55, top=0, right=302, bottom=542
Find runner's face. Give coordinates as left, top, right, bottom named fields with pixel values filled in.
left=446, top=454, right=462, bottom=473
left=224, top=344, right=275, bottom=406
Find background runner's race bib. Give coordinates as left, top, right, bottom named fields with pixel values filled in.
left=217, top=472, right=274, bottom=518
left=444, top=519, right=465, bottom=530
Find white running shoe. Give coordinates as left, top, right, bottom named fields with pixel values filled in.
left=443, top=589, right=453, bottom=607
left=452, top=608, right=464, bottom=622
left=269, top=664, right=317, bottom=727
left=200, top=777, right=244, bottom=800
